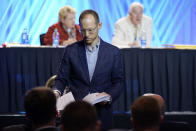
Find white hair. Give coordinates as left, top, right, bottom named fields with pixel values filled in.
left=129, top=2, right=144, bottom=13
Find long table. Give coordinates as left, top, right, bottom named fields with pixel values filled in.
left=0, top=47, right=196, bottom=113
left=0, top=47, right=64, bottom=113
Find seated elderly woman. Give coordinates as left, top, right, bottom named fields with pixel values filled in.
left=44, top=5, right=82, bottom=46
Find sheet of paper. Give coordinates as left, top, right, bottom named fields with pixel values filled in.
left=56, top=92, right=75, bottom=110
left=83, top=93, right=110, bottom=105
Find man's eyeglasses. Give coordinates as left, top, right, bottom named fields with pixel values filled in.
left=80, top=25, right=98, bottom=34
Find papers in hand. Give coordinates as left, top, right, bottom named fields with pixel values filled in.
left=83, top=93, right=111, bottom=105
left=56, top=92, right=110, bottom=111
left=56, top=92, right=75, bottom=111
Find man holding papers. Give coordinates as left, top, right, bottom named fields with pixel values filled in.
left=54, top=9, right=124, bottom=130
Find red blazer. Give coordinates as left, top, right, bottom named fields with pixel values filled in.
left=44, top=22, right=82, bottom=45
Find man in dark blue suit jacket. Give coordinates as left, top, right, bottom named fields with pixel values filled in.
left=54, top=9, right=124, bottom=130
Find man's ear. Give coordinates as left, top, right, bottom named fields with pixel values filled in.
left=131, top=117, right=137, bottom=128
left=160, top=114, right=164, bottom=124
left=130, top=117, right=133, bottom=123
left=98, top=22, right=102, bottom=30
left=95, top=120, right=101, bottom=131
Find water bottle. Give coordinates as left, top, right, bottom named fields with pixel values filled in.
left=140, top=30, right=146, bottom=48
left=53, top=28, right=59, bottom=47
left=21, top=28, right=29, bottom=44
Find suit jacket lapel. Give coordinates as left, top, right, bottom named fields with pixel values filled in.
left=78, top=41, right=90, bottom=82
left=91, top=39, right=106, bottom=82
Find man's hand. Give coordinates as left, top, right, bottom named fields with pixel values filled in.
left=62, top=38, right=77, bottom=46
left=54, top=91, right=60, bottom=99
left=128, top=41, right=139, bottom=47
left=96, top=92, right=112, bottom=105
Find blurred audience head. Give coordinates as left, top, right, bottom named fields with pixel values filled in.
left=131, top=96, right=161, bottom=131
left=24, top=87, right=57, bottom=127
left=61, top=100, right=101, bottom=131
left=143, top=93, right=165, bottom=117
left=59, top=5, right=76, bottom=29
left=129, top=2, right=144, bottom=25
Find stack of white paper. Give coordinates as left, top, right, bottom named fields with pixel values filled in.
left=83, top=93, right=110, bottom=105
left=56, top=92, right=110, bottom=110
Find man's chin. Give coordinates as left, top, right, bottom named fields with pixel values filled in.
left=136, top=21, right=141, bottom=24
left=85, top=39, right=92, bottom=44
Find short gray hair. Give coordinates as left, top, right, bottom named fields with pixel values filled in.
left=59, top=5, right=76, bottom=22
left=129, top=2, right=144, bottom=13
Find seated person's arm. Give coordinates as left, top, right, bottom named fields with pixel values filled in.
left=44, top=26, right=55, bottom=45
left=112, top=23, right=135, bottom=48
left=62, top=38, right=77, bottom=46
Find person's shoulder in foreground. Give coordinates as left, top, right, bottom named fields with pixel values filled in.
left=3, top=124, right=31, bottom=131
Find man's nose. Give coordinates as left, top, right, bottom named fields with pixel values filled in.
left=83, top=31, right=90, bottom=37
left=73, top=19, right=75, bottom=23
left=137, top=14, right=142, bottom=19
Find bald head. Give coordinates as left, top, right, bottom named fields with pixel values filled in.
left=128, top=2, right=144, bottom=25
left=131, top=96, right=161, bottom=129
left=143, top=93, right=165, bottom=115
left=129, top=2, right=144, bottom=14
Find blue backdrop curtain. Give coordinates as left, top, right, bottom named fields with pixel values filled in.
left=0, top=0, right=196, bottom=47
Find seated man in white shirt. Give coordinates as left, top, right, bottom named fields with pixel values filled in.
left=112, top=2, right=153, bottom=48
